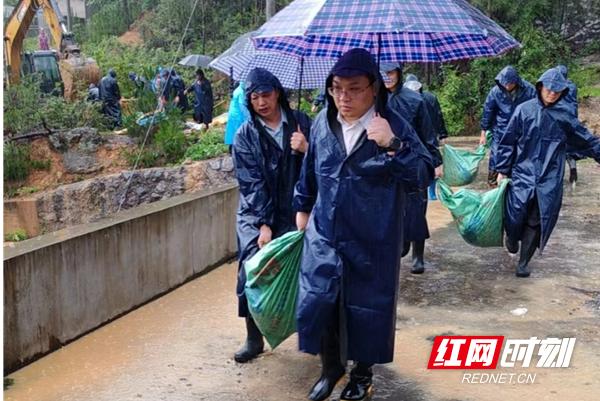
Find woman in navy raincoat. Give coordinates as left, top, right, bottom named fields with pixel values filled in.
left=294, top=49, right=433, bottom=401
left=186, top=68, right=214, bottom=128
left=98, top=68, right=122, bottom=128
left=232, top=68, right=311, bottom=363
left=480, top=66, right=536, bottom=186
left=496, top=67, right=600, bottom=277
left=382, top=64, right=442, bottom=274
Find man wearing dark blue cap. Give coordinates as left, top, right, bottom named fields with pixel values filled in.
left=496, top=67, right=600, bottom=277
left=294, top=49, right=434, bottom=401
left=232, top=68, right=311, bottom=363
left=381, top=63, right=442, bottom=274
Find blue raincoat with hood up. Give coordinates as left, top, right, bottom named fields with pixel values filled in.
left=233, top=68, right=312, bottom=317
left=481, top=66, right=536, bottom=170
left=496, top=67, right=600, bottom=251
left=556, top=65, right=578, bottom=117
left=293, top=49, right=434, bottom=364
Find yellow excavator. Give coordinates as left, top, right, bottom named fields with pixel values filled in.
left=4, top=0, right=100, bottom=99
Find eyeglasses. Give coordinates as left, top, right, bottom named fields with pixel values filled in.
left=327, top=83, right=373, bottom=99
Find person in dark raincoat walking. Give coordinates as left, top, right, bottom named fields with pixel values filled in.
left=382, top=63, right=442, bottom=274
left=403, top=74, right=449, bottom=144
left=185, top=68, right=214, bottom=129
left=170, top=69, right=189, bottom=113
left=496, top=67, right=600, bottom=277
left=98, top=68, right=122, bottom=128
left=480, top=66, right=536, bottom=187
left=232, top=68, right=311, bottom=363
left=294, top=49, right=434, bottom=401
left=557, top=64, right=580, bottom=187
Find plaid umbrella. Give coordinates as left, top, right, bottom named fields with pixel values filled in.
left=178, top=54, right=213, bottom=68
left=209, top=31, right=335, bottom=89
left=252, top=0, right=520, bottom=63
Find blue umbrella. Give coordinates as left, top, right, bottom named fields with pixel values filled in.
left=209, top=31, right=335, bottom=89
left=252, top=0, right=520, bottom=63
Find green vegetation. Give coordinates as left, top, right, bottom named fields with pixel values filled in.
left=184, top=128, right=229, bottom=161
left=4, top=229, right=29, bottom=242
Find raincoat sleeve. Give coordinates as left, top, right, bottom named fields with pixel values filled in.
left=433, top=96, right=449, bottom=140
left=416, top=101, right=442, bottom=167
left=233, top=125, right=275, bottom=227
left=480, top=90, right=497, bottom=131
left=387, top=114, right=434, bottom=190
left=565, top=119, right=600, bottom=163
left=293, top=135, right=317, bottom=213
left=495, top=109, right=521, bottom=175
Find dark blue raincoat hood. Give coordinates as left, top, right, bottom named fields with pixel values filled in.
left=536, top=67, right=569, bottom=95
left=495, top=65, right=520, bottom=88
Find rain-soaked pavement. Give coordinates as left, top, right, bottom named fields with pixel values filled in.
left=4, top=146, right=600, bottom=401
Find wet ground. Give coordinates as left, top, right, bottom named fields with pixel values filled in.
left=4, top=143, right=600, bottom=401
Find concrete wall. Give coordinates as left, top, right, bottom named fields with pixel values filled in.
left=4, top=184, right=239, bottom=374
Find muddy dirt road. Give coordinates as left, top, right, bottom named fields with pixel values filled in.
left=5, top=150, right=600, bottom=401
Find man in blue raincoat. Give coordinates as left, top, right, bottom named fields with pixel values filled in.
left=557, top=64, right=580, bottom=187
left=382, top=63, right=442, bottom=274
left=185, top=68, right=213, bottom=129
left=294, top=49, right=433, bottom=401
left=480, top=66, right=536, bottom=187
left=232, top=68, right=311, bottom=363
left=496, top=67, right=600, bottom=278
left=98, top=68, right=122, bottom=128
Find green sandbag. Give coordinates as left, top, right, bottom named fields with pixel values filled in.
left=437, top=179, right=509, bottom=247
left=244, top=230, right=304, bottom=349
left=441, top=143, right=487, bottom=186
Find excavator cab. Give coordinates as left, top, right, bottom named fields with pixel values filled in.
left=20, top=50, right=64, bottom=95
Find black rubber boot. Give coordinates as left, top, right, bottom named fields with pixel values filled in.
left=340, top=363, right=374, bottom=401
left=411, top=241, right=425, bottom=274
left=516, top=227, right=539, bottom=278
left=505, top=234, right=519, bottom=254
left=308, top=329, right=345, bottom=401
left=234, top=317, right=264, bottom=363
left=401, top=241, right=410, bottom=258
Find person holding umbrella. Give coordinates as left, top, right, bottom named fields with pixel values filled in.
left=496, top=67, right=600, bottom=278
left=185, top=68, right=214, bottom=129
left=294, top=48, right=433, bottom=401
left=382, top=63, right=442, bottom=274
left=232, top=67, right=311, bottom=363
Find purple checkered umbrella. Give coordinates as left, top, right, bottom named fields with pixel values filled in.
left=252, top=0, right=520, bottom=63
left=209, top=31, right=335, bottom=89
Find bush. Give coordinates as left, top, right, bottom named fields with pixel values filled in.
left=3, top=76, right=45, bottom=135
left=184, top=128, right=228, bottom=161
left=122, top=147, right=161, bottom=168
left=154, top=110, right=187, bottom=163
left=4, top=229, right=28, bottom=242
left=4, top=143, right=31, bottom=182
left=3, top=75, right=109, bottom=135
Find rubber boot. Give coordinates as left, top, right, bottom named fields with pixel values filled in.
left=340, top=363, right=374, bottom=401
left=505, top=234, right=519, bottom=254
left=401, top=241, right=410, bottom=258
left=516, top=227, right=539, bottom=278
left=234, top=316, right=264, bottom=363
left=411, top=240, right=425, bottom=274
left=308, top=329, right=345, bottom=401
left=569, top=167, right=577, bottom=190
